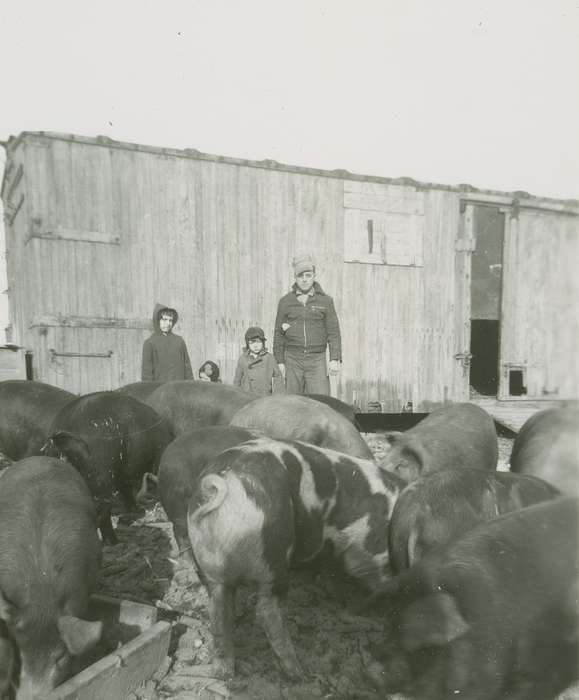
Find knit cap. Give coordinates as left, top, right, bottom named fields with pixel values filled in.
left=293, top=254, right=315, bottom=275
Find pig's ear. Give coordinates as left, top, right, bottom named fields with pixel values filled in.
left=400, top=438, right=428, bottom=475
left=58, top=616, right=103, bottom=656
left=384, top=431, right=403, bottom=446
left=0, top=589, right=18, bottom=625
left=43, top=432, right=90, bottom=464
left=402, top=592, right=469, bottom=651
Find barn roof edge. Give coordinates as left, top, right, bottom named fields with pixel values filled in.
left=4, top=131, right=579, bottom=211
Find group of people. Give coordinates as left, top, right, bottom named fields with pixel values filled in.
left=141, top=255, right=342, bottom=396
left=141, top=254, right=342, bottom=397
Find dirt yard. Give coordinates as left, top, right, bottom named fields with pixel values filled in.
left=93, top=435, right=577, bottom=700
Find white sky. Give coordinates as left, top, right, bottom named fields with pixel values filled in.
left=0, top=0, right=578, bottom=338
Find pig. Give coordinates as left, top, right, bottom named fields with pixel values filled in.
left=115, top=380, right=165, bottom=403
left=510, top=404, right=579, bottom=496
left=229, top=394, right=375, bottom=460
left=379, top=402, right=498, bottom=483
left=306, top=393, right=361, bottom=429
left=0, top=380, right=75, bottom=461
left=0, top=457, right=103, bottom=698
left=187, top=437, right=405, bottom=679
left=146, top=380, right=256, bottom=435
left=389, top=468, right=560, bottom=573
left=364, top=497, right=579, bottom=700
left=0, top=625, right=15, bottom=700
left=42, top=391, right=173, bottom=544
left=157, top=426, right=258, bottom=566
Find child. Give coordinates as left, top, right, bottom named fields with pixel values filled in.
left=233, top=326, right=284, bottom=396
left=198, top=360, right=221, bottom=383
left=141, top=304, right=193, bottom=381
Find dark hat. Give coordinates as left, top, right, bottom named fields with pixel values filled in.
left=245, top=326, right=266, bottom=342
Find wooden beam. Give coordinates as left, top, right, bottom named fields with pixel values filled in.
left=29, top=228, right=121, bottom=245
left=5, top=194, right=24, bottom=225
left=5, top=164, right=23, bottom=204
left=460, top=192, right=579, bottom=216
left=31, top=315, right=151, bottom=330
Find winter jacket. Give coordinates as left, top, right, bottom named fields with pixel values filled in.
left=233, top=349, right=284, bottom=396
left=273, top=282, right=342, bottom=363
left=141, top=303, right=193, bottom=381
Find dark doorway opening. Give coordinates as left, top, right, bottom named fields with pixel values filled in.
left=470, top=320, right=499, bottom=395
left=469, top=206, right=504, bottom=397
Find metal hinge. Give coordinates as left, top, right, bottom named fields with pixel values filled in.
left=454, top=352, right=473, bottom=368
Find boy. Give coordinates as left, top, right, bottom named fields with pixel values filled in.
left=141, top=304, right=193, bottom=381
left=233, top=326, right=284, bottom=396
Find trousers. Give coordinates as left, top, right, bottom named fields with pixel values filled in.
left=284, top=350, right=330, bottom=395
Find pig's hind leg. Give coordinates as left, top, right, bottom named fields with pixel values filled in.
left=256, top=583, right=304, bottom=681
left=188, top=582, right=236, bottom=679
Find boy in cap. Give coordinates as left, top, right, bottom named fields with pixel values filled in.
left=141, top=303, right=193, bottom=381
left=273, top=254, right=341, bottom=395
left=233, top=326, right=284, bottom=396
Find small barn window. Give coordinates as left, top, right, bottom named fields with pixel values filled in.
left=344, top=208, right=424, bottom=266
left=509, top=369, right=527, bottom=396
left=343, top=182, right=424, bottom=266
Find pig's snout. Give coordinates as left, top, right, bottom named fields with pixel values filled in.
left=363, top=639, right=411, bottom=694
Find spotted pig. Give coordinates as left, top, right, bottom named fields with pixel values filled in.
left=187, top=437, right=404, bottom=679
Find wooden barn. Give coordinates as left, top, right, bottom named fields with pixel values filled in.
left=1, top=131, right=578, bottom=415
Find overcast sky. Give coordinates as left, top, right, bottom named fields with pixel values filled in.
left=0, top=0, right=577, bottom=338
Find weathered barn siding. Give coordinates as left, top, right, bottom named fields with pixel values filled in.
left=2, top=132, right=578, bottom=409
left=501, top=208, right=579, bottom=399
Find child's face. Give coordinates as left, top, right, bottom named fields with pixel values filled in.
left=248, top=338, right=264, bottom=353
left=203, top=363, right=214, bottom=377
left=159, top=314, right=174, bottom=334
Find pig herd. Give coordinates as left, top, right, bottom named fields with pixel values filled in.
left=0, top=378, right=577, bottom=700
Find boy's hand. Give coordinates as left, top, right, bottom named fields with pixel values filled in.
left=328, top=360, right=341, bottom=375
left=278, top=363, right=286, bottom=378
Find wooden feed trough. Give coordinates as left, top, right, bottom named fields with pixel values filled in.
left=46, top=594, right=171, bottom=700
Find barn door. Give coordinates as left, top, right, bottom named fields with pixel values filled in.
left=30, top=323, right=148, bottom=394
left=499, top=207, right=578, bottom=399
left=453, top=203, right=475, bottom=400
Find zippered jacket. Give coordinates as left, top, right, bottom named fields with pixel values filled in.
left=273, top=282, right=342, bottom=363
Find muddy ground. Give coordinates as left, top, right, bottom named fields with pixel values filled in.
left=94, top=435, right=577, bottom=700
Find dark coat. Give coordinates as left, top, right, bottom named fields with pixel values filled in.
left=141, top=303, right=193, bottom=381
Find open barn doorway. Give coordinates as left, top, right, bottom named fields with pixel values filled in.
left=469, top=205, right=505, bottom=396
